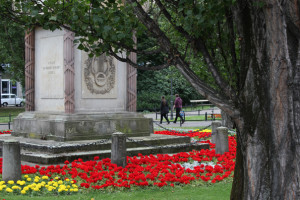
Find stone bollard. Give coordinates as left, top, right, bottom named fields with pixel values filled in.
left=111, top=132, right=127, bottom=167
left=211, top=121, right=222, bottom=144
left=2, top=140, right=21, bottom=182
left=215, top=127, right=229, bottom=155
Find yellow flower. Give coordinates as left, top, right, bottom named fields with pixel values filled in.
left=70, top=188, right=74, bottom=192
left=42, top=176, right=49, bottom=180
left=55, top=177, right=60, bottom=180
left=35, top=176, right=40, bottom=180
left=59, top=185, right=66, bottom=190
left=65, top=178, right=70, bottom=182
left=7, top=180, right=14, bottom=184
left=58, top=180, right=63, bottom=184
left=21, top=190, right=26, bottom=194
left=24, top=175, right=29, bottom=178
left=6, top=187, right=13, bottom=193
left=34, top=179, right=40, bottom=183
left=12, top=185, right=21, bottom=190
left=58, top=188, right=63, bottom=192
left=23, top=186, right=29, bottom=191
left=0, top=181, right=5, bottom=185
left=67, top=185, right=71, bottom=189
left=71, top=180, right=74, bottom=184
left=27, top=178, right=32, bottom=182
left=73, top=188, right=78, bottom=192
left=72, top=184, right=78, bottom=188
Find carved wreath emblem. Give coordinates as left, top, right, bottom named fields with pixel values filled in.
left=84, top=54, right=115, bottom=94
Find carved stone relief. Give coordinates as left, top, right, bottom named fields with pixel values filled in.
left=84, top=54, right=115, bottom=94
left=82, top=52, right=118, bottom=98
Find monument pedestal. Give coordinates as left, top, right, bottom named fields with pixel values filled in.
left=13, top=112, right=153, bottom=141
left=3, top=27, right=202, bottom=166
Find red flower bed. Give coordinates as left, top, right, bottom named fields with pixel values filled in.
left=0, top=130, right=11, bottom=135
left=0, top=130, right=236, bottom=189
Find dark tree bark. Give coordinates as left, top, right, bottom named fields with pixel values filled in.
left=229, top=0, right=300, bottom=199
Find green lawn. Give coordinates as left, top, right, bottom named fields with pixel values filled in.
left=183, top=115, right=221, bottom=121
left=1, top=180, right=232, bottom=200
left=0, top=107, right=25, bottom=123
left=183, top=105, right=216, bottom=111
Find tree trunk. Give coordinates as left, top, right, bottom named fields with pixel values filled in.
left=231, top=1, right=300, bottom=199
left=221, top=110, right=235, bottom=129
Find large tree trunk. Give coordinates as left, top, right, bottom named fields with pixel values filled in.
left=231, top=1, right=300, bottom=199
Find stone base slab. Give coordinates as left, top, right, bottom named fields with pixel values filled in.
left=0, top=134, right=209, bottom=165
left=12, top=112, right=153, bottom=141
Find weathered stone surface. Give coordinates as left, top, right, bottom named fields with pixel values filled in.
left=215, top=127, right=229, bottom=154
left=211, top=121, right=222, bottom=144
left=111, top=132, right=127, bottom=167
left=2, top=140, right=21, bottom=182
left=13, top=112, right=153, bottom=141
left=0, top=134, right=209, bottom=165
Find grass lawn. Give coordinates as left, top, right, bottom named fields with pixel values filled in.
left=183, top=105, right=216, bottom=111
left=0, top=107, right=25, bottom=123
left=1, top=180, right=232, bottom=200
left=184, top=115, right=222, bottom=121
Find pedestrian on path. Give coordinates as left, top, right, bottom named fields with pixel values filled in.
left=160, top=96, right=170, bottom=124
left=173, top=94, right=184, bottom=123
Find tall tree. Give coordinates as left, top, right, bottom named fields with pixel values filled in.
left=1, top=0, right=300, bottom=199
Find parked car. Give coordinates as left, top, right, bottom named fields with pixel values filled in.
left=1, top=94, right=25, bottom=107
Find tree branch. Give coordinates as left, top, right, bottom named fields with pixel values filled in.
left=153, top=0, right=237, bottom=102
left=126, top=0, right=240, bottom=117
left=108, top=48, right=170, bottom=71
left=155, top=0, right=191, bottom=39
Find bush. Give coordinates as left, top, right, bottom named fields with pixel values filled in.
left=137, top=92, right=176, bottom=112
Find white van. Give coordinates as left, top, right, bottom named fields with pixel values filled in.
left=1, top=94, right=25, bottom=107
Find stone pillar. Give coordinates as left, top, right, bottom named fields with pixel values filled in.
left=2, top=140, right=21, bottom=182
left=111, top=132, right=127, bottom=167
left=126, top=34, right=137, bottom=112
left=211, top=121, right=222, bottom=144
left=215, top=127, right=229, bottom=155
left=25, top=30, right=35, bottom=111
left=64, top=30, right=75, bottom=113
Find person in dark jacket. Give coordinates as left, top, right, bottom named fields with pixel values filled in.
left=160, top=96, right=170, bottom=124
left=173, top=94, right=184, bottom=123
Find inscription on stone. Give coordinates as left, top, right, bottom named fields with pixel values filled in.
left=40, top=36, right=64, bottom=99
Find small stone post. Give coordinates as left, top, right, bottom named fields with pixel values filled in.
left=211, top=121, right=222, bottom=144
left=215, top=127, right=229, bottom=154
left=2, top=140, right=21, bottom=182
left=111, top=132, right=127, bottom=167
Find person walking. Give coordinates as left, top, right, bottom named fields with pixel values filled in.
left=173, top=94, right=184, bottom=123
left=160, top=96, right=170, bottom=124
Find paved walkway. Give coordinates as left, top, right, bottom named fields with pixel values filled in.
left=0, top=108, right=221, bottom=131
left=143, top=108, right=221, bottom=130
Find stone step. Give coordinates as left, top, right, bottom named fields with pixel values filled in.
left=21, top=143, right=209, bottom=164
left=0, top=134, right=191, bottom=154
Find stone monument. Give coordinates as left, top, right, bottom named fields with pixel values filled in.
left=13, top=27, right=153, bottom=141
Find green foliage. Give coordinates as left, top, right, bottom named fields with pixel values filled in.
left=0, top=18, right=25, bottom=86
left=137, top=67, right=203, bottom=111
left=137, top=92, right=163, bottom=111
